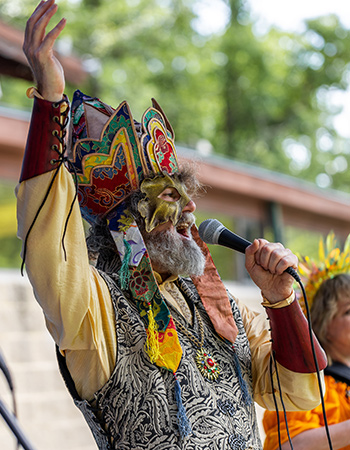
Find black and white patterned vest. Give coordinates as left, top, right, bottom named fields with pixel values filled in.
left=58, top=272, right=263, bottom=450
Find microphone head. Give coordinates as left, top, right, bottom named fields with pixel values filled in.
left=198, top=219, right=226, bottom=245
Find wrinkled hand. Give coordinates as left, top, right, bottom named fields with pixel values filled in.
left=245, top=239, right=297, bottom=303
left=23, top=0, right=66, bottom=102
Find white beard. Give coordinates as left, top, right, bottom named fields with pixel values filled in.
left=143, top=214, right=206, bottom=277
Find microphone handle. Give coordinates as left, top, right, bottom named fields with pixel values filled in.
left=218, top=229, right=300, bottom=282
left=218, top=228, right=251, bottom=253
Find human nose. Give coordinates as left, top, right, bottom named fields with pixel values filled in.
left=183, top=199, right=196, bottom=213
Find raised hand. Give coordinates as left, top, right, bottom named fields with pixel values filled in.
left=23, top=0, right=66, bottom=101
left=245, top=239, right=298, bottom=303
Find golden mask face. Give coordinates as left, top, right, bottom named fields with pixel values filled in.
left=138, top=174, right=190, bottom=233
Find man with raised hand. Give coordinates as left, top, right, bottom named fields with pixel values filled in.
left=17, top=1, right=326, bottom=448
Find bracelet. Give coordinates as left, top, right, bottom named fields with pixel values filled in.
left=261, top=291, right=295, bottom=309
left=26, top=87, right=69, bottom=115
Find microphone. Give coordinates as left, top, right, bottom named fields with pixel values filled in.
left=198, top=218, right=299, bottom=281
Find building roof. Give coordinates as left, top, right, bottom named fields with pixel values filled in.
left=0, top=107, right=349, bottom=238
left=178, top=146, right=350, bottom=238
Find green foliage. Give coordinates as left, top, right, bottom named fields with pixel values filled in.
left=2, top=1, right=350, bottom=191
left=0, top=180, right=21, bottom=268
left=284, top=226, right=322, bottom=261
left=0, top=77, right=33, bottom=109
left=0, top=236, right=22, bottom=268
left=216, top=13, right=350, bottom=193
left=195, top=209, right=238, bottom=280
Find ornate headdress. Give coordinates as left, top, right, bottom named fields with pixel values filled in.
left=68, top=90, right=180, bottom=230
left=68, top=90, right=239, bottom=437
left=298, top=231, right=350, bottom=312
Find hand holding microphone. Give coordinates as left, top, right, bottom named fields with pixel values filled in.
left=198, top=218, right=300, bottom=285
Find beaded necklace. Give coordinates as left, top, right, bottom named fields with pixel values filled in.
left=172, top=306, right=220, bottom=381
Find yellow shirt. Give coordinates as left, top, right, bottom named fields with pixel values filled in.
left=17, top=166, right=323, bottom=406
left=263, top=375, right=350, bottom=450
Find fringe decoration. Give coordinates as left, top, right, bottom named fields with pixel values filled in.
left=145, top=306, right=161, bottom=363
left=174, top=373, right=192, bottom=439
left=232, top=349, right=252, bottom=405
left=119, top=238, right=131, bottom=290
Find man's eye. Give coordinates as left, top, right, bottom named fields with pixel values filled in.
left=158, top=188, right=180, bottom=201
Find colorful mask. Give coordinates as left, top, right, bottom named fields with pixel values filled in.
left=138, top=174, right=190, bottom=232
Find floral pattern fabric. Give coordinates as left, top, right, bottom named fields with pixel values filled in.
left=69, top=273, right=263, bottom=450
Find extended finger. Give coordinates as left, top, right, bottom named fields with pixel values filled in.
left=25, top=0, right=55, bottom=43
left=37, top=17, right=66, bottom=59
left=31, top=3, right=59, bottom=52
left=24, top=1, right=58, bottom=60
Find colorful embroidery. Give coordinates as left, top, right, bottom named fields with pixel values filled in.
left=69, top=91, right=180, bottom=231
left=128, top=253, right=182, bottom=373
left=141, top=108, right=178, bottom=175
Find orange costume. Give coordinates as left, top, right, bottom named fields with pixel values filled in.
left=263, top=372, right=350, bottom=450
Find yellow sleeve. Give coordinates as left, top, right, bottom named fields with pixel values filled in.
left=235, top=297, right=324, bottom=411
left=262, top=376, right=346, bottom=450
left=16, top=166, right=116, bottom=399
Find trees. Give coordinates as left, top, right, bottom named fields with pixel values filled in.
left=216, top=3, right=350, bottom=192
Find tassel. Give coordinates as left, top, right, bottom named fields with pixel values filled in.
left=232, top=350, right=252, bottom=406
left=119, top=238, right=132, bottom=290
left=174, top=374, right=192, bottom=439
left=145, top=306, right=161, bottom=363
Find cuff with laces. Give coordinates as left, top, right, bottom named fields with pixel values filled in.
left=20, top=90, right=70, bottom=182
left=263, top=293, right=327, bottom=373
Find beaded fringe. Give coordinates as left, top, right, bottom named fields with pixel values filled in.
left=174, top=373, right=192, bottom=439
left=232, top=350, right=252, bottom=405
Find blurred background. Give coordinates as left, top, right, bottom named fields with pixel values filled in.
left=0, top=0, right=350, bottom=448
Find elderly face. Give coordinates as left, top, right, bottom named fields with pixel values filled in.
left=137, top=174, right=205, bottom=277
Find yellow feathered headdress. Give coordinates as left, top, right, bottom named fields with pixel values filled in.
left=298, top=231, right=350, bottom=312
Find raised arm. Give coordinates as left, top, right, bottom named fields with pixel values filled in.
left=17, top=2, right=117, bottom=400
left=23, top=0, right=66, bottom=101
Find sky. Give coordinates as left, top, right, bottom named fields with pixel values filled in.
left=194, top=0, right=350, bottom=35
left=247, top=0, right=350, bottom=33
